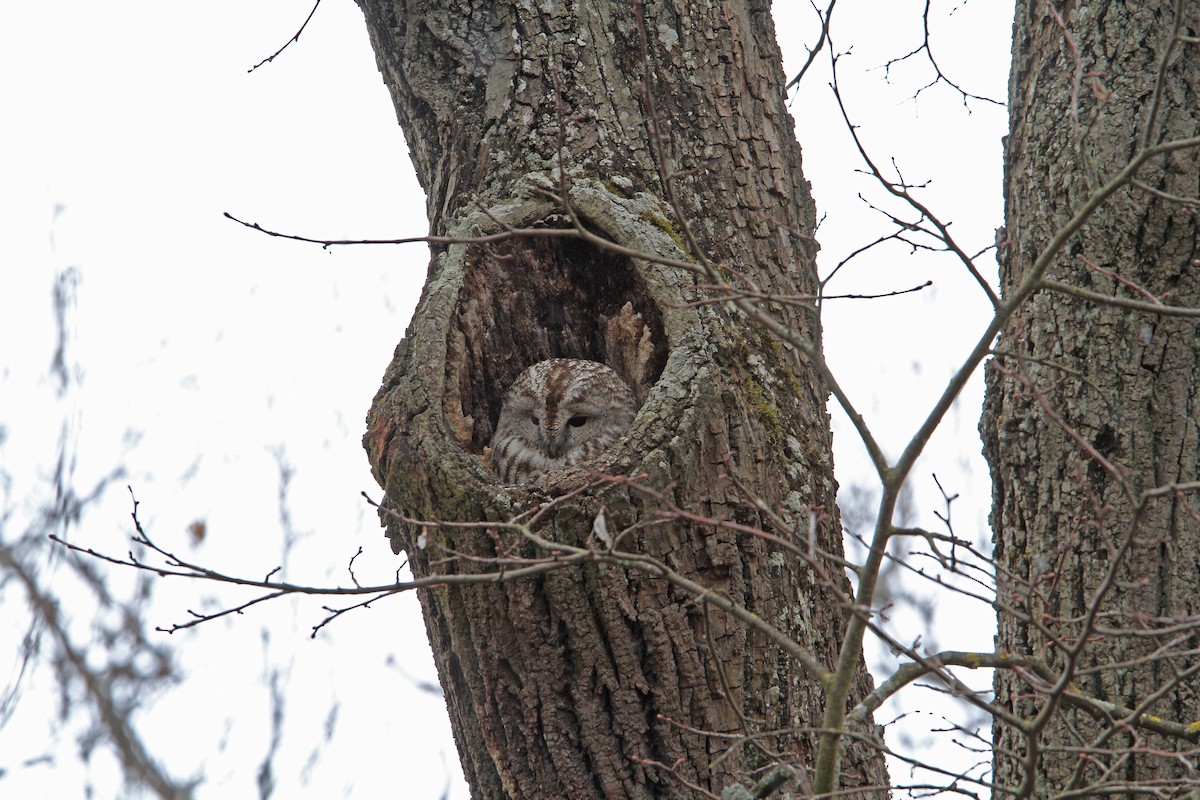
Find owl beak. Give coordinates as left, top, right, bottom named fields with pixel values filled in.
left=545, top=425, right=567, bottom=459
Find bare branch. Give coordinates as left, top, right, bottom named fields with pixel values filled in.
left=247, top=0, right=323, bottom=73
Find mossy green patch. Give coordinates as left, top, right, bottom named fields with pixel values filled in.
left=745, top=375, right=783, bottom=449
left=638, top=209, right=690, bottom=255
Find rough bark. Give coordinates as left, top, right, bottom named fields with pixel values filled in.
left=983, top=1, right=1200, bottom=797
left=357, top=1, right=886, bottom=797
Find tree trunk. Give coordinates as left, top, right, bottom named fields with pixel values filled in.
left=983, top=1, right=1200, bottom=797
left=357, top=1, right=886, bottom=797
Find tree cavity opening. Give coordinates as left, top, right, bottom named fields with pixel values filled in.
left=445, top=236, right=668, bottom=455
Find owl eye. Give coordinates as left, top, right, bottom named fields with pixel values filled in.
left=530, top=414, right=541, bottom=426
left=568, top=415, right=589, bottom=428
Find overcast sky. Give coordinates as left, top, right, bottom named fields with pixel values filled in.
left=1, top=1, right=1011, bottom=797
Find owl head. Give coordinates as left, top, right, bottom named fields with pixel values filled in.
left=490, top=359, right=638, bottom=483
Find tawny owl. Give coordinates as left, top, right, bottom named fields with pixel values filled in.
left=490, top=359, right=638, bottom=484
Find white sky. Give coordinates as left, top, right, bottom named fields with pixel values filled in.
left=1, top=1, right=1011, bottom=797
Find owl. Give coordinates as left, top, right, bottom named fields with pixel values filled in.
left=490, top=359, right=638, bottom=484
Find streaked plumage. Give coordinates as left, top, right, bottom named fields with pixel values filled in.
left=490, top=359, right=637, bottom=484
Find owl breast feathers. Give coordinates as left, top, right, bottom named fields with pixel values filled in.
left=490, top=359, right=638, bottom=484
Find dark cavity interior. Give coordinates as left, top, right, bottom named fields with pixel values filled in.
left=445, top=235, right=668, bottom=454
